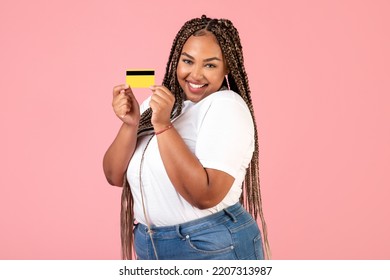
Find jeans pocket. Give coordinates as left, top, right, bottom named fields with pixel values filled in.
left=229, top=216, right=263, bottom=259
left=186, top=224, right=234, bottom=254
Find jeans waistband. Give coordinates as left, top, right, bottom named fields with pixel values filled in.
left=136, top=202, right=245, bottom=238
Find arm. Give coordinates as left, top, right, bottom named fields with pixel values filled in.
left=150, top=86, right=234, bottom=209
left=156, top=127, right=234, bottom=209
left=103, top=84, right=140, bottom=187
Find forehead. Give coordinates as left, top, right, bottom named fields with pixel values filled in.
left=181, top=33, right=223, bottom=57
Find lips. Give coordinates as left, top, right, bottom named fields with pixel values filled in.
left=183, top=80, right=209, bottom=100
left=188, top=82, right=207, bottom=89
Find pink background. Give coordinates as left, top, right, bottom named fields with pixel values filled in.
left=1, top=0, right=389, bottom=259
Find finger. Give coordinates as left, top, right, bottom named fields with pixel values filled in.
left=123, top=86, right=135, bottom=97
left=150, top=85, right=173, bottom=96
left=150, top=92, right=170, bottom=109
left=113, top=84, right=130, bottom=96
left=151, top=87, right=173, bottom=103
left=112, top=90, right=129, bottom=106
left=115, top=93, right=132, bottom=107
left=151, top=86, right=175, bottom=103
left=116, top=103, right=131, bottom=118
left=113, top=93, right=131, bottom=112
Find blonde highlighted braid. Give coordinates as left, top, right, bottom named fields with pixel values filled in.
left=121, top=15, right=271, bottom=259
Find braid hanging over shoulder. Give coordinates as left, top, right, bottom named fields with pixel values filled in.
left=121, top=15, right=271, bottom=260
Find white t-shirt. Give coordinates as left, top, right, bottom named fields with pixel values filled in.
left=127, top=90, right=255, bottom=226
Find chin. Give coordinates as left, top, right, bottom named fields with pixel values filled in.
left=184, top=87, right=212, bottom=103
left=185, top=95, right=202, bottom=103
left=185, top=92, right=209, bottom=103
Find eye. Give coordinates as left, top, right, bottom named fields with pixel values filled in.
left=182, top=59, right=193, bottom=65
left=205, top=64, right=216, bottom=68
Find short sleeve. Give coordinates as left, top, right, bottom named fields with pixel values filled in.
left=195, top=97, right=255, bottom=179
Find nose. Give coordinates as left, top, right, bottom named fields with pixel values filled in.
left=189, top=65, right=204, bottom=81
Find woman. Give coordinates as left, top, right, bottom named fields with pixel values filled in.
left=103, top=15, right=270, bottom=260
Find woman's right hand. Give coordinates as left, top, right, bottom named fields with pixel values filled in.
left=112, top=84, right=140, bottom=127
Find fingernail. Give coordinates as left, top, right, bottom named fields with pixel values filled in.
left=120, top=90, right=125, bottom=94
left=124, top=84, right=129, bottom=89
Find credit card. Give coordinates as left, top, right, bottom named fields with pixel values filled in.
left=126, top=69, right=155, bottom=88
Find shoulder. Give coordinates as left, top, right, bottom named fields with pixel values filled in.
left=194, top=90, right=254, bottom=134
left=202, top=90, right=247, bottom=105
left=198, top=90, right=252, bottom=117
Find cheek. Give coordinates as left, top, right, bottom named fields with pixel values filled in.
left=176, top=63, right=188, bottom=80
left=176, top=68, right=187, bottom=90
left=209, top=71, right=226, bottom=85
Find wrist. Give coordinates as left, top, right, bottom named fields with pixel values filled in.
left=154, top=123, right=173, bottom=135
left=122, top=121, right=139, bottom=132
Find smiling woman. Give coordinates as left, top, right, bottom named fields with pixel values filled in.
left=177, top=32, right=228, bottom=103
left=103, top=15, right=270, bottom=260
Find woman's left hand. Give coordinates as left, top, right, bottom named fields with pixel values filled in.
left=149, top=85, right=176, bottom=130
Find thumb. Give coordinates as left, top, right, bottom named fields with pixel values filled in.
left=113, top=84, right=130, bottom=97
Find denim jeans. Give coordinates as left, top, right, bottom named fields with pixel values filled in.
left=133, top=202, right=264, bottom=260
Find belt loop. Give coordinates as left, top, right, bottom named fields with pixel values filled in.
left=176, top=225, right=185, bottom=239
left=224, top=208, right=237, bottom=223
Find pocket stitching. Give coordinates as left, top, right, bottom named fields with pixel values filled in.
left=186, top=238, right=234, bottom=254
left=253, top=234, right=264, bottom=260
left=185, top=225, right=234, bottom=255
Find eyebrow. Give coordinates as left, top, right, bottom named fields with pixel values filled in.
left=181, top=52, right=222, bottom=62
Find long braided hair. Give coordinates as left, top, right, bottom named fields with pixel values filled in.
left=121, top=15, right=270, bottom=259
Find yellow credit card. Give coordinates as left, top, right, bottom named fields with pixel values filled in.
left=126, top=69, right=155, bottom=88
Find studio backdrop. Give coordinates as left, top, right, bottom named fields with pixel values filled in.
left=0, top=0, right=389, bottom=259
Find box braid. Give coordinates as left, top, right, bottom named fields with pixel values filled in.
left=121, top=15, right=270, bottom=259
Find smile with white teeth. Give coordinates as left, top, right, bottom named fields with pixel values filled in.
left=188, top=82, right=206, bottom=89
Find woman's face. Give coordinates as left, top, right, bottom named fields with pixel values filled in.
left=176, top=32, right=228, bottom=103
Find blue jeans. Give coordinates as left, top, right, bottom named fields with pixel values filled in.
left=133, top=202, right=264, bottom=260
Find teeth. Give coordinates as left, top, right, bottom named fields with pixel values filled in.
left=189, top=82, right=206, bottom=89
